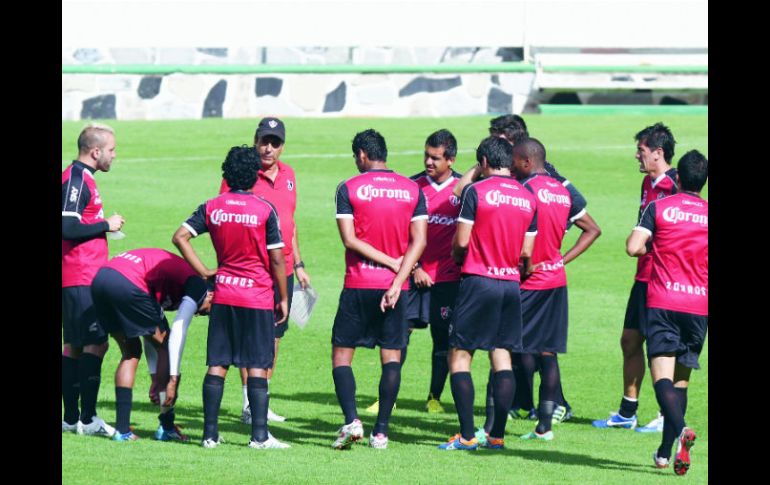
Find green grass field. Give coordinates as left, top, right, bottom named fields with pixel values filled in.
left=61, top=114, right=708, bottom=484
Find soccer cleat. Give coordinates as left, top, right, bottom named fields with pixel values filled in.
left=369, top=432, right=389, bottom=449
left=438, top=433, right=479, bottom=450
left=365, top=400, right=395, bottom=414
left=248, top=432, right=291, bottom=449
left=331, top=418, right=364, bottom=450
left=591, top=412, right=637, bottom=429
left=653, top=451, right=670, bottom=469
left=673, top=427, right=696, bottom=476
left=112, top=431, right=139, bottom=442
left=481, top=436, right=505, bottom=449
left=78, top=416, right=116, bottom=437
left=510, top=407, right=538, bottom=420
left=154, top=424, right=190, bottom=442
left=552, top=405, right=573, bottom=424
left=201, top=436, right=224, bottom=449
left=520, top=430, right=554, bottom=441
left=474, top=427, right=488, bottom=446
left=267, top=408, right=286, bottom=422
left=241, top=407, right=252, bottom=424
left=636, top=412, right=664, bottom=433
left=426, top=398, right=444, bottom=413
left=62, top=420, right=81, bottom=433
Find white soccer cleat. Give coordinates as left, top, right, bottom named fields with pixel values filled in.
left=241, top=407, right=252, bottom=424
left=369, top=432, right=388, bottom=449
left=62, top=420, right=81, bottom=433
left=331, top=418, right=364, bottom=450
left=636, top=412, right=665, bottom=433
left=248, top=432, right=291, bottom=449
left=267, top=408, right=286, bottom=422
left=77, top=416, right=116, bottom=437
left=201, top=436, right=224, bottom=449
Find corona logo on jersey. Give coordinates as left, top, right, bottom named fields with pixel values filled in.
left=484, top=190, right=532, bottom=210
left=537, top=188, right=570, bottom=206
left=661, top=207, right=708, bottom=226
left=355, top=184, right=412, bottom=202
left=427, top=214, right=457, bottom=226
left=210, top=209, right=259, bottom=226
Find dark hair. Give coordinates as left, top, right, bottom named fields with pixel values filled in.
left=425, top=129, right=457, bottom=159
left=222, top=145, right=260, bottom=190
left=677, top=150, right=708, bottom=192
left=635, top=122, right=676, bottom=163
left=352, top=129, right=387, bottom=162
left=476, top=136, right=513, bottom=169
left=489, top=115, right=529, bottom=145
left=512, top=137, right=546, bottom=166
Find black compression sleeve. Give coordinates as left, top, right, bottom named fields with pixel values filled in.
left=62, top=217, right=109, bottom=240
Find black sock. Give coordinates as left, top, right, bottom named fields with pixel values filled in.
left=553, top=355, right=569, bottom=409
left=62, top=355, right=80, bottom=424
left=373, top=362, right=402, bottom=436
left=202, top=374, right=225, bottom=440
left=428, top=350, right=449, bottom=401
left=114, top=387, right=132, bottom=434
left=332, top=366, right=358, bottom=424
left=618, top=396, right=639, bottom=419
left=78, top=353, right=103, bottom=424
left=653, top=379, right=685, bottom=439
left=536, top=400, right=557, bottom=435
left=247, top=376, right=269, bottom=442
left=483, top=369, right=495, bottom=433
left=159, top=408, right=175, bottom=431
left=536, top=354, right=561, bottom=433
left=450, top=372, right=475, bottom=441
left=512, top=353, right=537, bottom=410
left=490, top=370, right=515, bottom=439
left=400, top=346, right=408, bottom=366
left=659, top=387, right=688, bottom=459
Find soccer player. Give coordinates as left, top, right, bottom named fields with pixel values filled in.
left=219, top=117, right=310, bottom=424
left=62, top=123, right=125, bottom=437
left=625, top=150, right=707, bottom=475
left=510, top=138, right=601, bottom=441
left=173, top=145, right=290, bottom=450
left=90, top=248, right=214, bottom=442
left=330, top=129, right=427, bottom=450
left=593, top=123, right=678, bottom=432
left=438, top=136, right=537, bottom=451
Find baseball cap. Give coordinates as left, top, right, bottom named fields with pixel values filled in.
left=256, top=117, right=285, bottom=142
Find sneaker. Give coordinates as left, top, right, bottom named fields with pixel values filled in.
left=591, top=412, right=637, bottom=429
left=331, top=418, right=364, bottom=450
left=112, top=431, right=139, bottom=441
left=426, top=398, right=444, bottom=413
left=201, top=436, right=224, bottom=449
left=267, top=408, right=286, bottom=422
left=62, top=420, right=81, bottom=433
left=474, top=427, right=488, bottom=446
left=673, top=427, right=696, bottom=476
left=155, top=424, right=190, bottom=442
left=369, top=432, right=388, bottom=449
left=509, top=407, right=538, bottom=420
left=78, top=416, right=116, bottom=437
left=636, top=412, right=664, bottom=433
left=438, top=433, right=479, bottom=450
left=653, top=451, right=670, bottom=469
left=365, top=400, right=396, bottom=414
left=552, top=405, right=573, bottom=424
left=520, top=430, right=554, bottom=441
left=249, top=432, right=290, bottom=449
left=481, top=436, right=504, bottom=449
left=241, top=407, right=252, bottom=424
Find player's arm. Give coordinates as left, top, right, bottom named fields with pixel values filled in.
left=265, top=204, right=288, bottom=324
left=381, top=217, right=427, bottom=311
left=626, top=202, right=655, bottom=257
left=563, top=212, right=601, bottom=265
left=451, top=222, right=472, bottom=266
left=172, top=203, right=217, bottom=279
left=292, top=226, right=311, bottom=289
left=452, top=163, right=482, bottom=198
left=61, top=180, right=123, bottom=239
left=519, top=210, right=538, bottom=278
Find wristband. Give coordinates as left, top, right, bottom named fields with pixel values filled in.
left=294, top=261, right=305, bottom=269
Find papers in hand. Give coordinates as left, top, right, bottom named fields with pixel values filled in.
left=107, top=230, right=126, bottom=240
left=289, top=285, right=318, bottom=328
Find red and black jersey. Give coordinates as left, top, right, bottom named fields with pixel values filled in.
left=105, top=248, right=198, bottom=311
left=635, top=168, right=678, bottom=282
left=184, top=190, right=284, bottom=310
left=636, top=193, right=708, bottom=316
left=335, top=169, right=428, bottom=290
left=520, top=173, right=587, bottom=290
left=457, top=175, right=537, bottom=282
left=62, top=161, right=108, bottom=287
left=411, top=171, right=462, bottom=283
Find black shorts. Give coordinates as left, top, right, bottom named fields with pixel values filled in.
left=623, top=280, right=649, bottom=333
left=521, top=286, right=569, bottom=354
left=207, top=304, right=275, bottom=369
left=448, top=275, right=522, bottom=352
left=332, top=288, right=408, bottom=349
left=406, top=280, right=430, bottom=329
left=645, top=307, right=708, bottom=369
left=62, top=285, right=107, bottom=346
left=91, top=267, right=168, bottom=340
left=407, top=281, right=460, bottom=331
left=274, top=274, right=295, bottom=339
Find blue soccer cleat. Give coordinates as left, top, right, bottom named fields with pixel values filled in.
left=592, top=412, right=637, bottom=429
left=155, top=424, right=190, bottom=442
left=438, top=433, right=479, bottom=450
left=112, top=430, right=139, bottom=442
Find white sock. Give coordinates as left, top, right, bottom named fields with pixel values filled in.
left=242, top=385, right=249, bottom=410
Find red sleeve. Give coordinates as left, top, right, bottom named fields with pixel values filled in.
left=219, top=178, right=230, bottom=194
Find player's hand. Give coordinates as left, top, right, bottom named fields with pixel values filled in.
left=413, top=267, right=433, bottom=288
left=148, top=373, right=160, bottom=404
left=295, top=267, right=311, bottom=289
left=106, top=213, right=125, bottom=232
left=380, top=285, right=402, bottom=312
left=163, top=377, right=178, bottom=406
left=274, top=299, right=288, bottom=325
left=201, top=268, right=217, bottom=279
